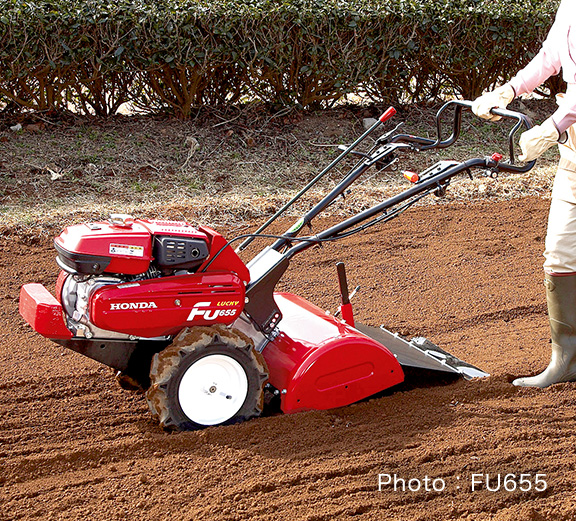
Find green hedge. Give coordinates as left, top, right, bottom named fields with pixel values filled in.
left=0, top=0, right=560, bottom=116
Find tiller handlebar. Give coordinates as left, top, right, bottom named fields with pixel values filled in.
left=231, top=100, right=535, bottom=334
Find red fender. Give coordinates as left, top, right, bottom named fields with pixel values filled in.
left=263, top=293, right=404, bottom=413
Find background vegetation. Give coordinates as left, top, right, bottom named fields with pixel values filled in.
left=0, top=0, right=561, bottom=117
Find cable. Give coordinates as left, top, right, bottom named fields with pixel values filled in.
left=200, top=185, right=437, bottom=273
left=323, top=188, right=435, bottom=242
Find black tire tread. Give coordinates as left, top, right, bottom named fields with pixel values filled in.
left=146, top=325, right=268, bottom=430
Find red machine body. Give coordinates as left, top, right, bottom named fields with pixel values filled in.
left=20, top=217, right=251, bottom=339
left=19, top=283, right=73, bottom=339
left=89, top=272, right=245, bottom=337
left=53, top=217, right=250, bottom=282
left=19, top=215, right=405, bottom=413
left=265, top=293, right=404, bottom=413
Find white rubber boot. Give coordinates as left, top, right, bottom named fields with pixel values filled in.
left=513, top=273, right=576, bottom=388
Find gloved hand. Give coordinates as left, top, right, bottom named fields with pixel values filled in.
left=519, top=118, right=561, bottom=162
left=471, top=84, right=515, bottom=121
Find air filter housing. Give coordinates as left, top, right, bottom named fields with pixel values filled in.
left=153, top=236, right=210, bottom=270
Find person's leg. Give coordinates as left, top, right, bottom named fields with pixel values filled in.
left=513, top=196, right=576, bottom=387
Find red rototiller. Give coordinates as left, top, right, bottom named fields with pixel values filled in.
left=19, top=101, right=535, bottom=430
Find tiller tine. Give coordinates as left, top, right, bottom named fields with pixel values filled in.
left=355, top=323, right=489, bottom=380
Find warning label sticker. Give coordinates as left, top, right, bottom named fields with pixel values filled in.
left=109, top=243, right=145, bottom=257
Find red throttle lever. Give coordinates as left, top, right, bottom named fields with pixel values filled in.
left=379, top=106, right=397, bottom=124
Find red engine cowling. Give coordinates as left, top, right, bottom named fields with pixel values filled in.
left=55, top=219, right=155, bottom=275
left=21, top=215, right=251, bottom=341
left=89, top=271, right=245, bottom=337
left=53, top=216, right=250, bottom=282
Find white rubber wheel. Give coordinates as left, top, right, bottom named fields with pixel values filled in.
left=178, top=354, right=248, bottom=426
left=146, top=325, right=268, bottom=431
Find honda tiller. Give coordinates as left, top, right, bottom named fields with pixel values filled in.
left=19, top=101, right=535, bottom=430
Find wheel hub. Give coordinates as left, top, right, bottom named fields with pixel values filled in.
left=178, top=354, right=248, bottom=426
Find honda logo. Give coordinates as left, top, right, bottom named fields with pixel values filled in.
left=110, top=302, right=158, bottom=310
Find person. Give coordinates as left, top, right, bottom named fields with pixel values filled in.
left=472, top=0, right=576, bottom=388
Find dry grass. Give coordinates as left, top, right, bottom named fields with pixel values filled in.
left=0, top=99, right=559, bottom=242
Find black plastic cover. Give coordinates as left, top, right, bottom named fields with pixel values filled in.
left=153, top=235, right=210, bottom=270
left=54, top=241, right=111, bottom=275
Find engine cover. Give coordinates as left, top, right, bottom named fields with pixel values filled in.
left=54, top=218, right=212, bottom=276
left=89, top=271, right=245, bottom=337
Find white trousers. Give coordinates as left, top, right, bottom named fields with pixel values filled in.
left=545, top=194, right=576, bottom=274
left=545, top=87, right=576, bottom=274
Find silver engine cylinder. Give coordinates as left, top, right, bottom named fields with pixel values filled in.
left=61, top=275, right=131, bottom=339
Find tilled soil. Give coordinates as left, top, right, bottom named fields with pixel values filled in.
left=2, top=196, right=576, bottom=521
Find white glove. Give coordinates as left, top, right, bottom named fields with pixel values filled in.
left=518, top=118, right=560, bottom=162
left=471, top=84, right=515, bottom=121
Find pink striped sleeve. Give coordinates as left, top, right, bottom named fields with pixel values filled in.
left=552, top=99, right=576, bottom=134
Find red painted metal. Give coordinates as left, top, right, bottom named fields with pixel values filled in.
left=263, top=293, right=404, bottom=413
left=197, top=225, right=251, bottom=283
left=19, top=284, right=73, bottom=339
left=339, top=302, right=355, bottom=327
left=55, top=220, right=155, bottom=275
left=140, top=219, right=211, bottom=238
left=90, top=272, right=245, bottom=337
left=54, top=270, right=68, bottom=303
left=53, top=219, right=251, bottom=282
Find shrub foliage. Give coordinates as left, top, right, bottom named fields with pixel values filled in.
left=0, top=0, right=560, bottom=116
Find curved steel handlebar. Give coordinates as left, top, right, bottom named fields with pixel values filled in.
left=418, top=99, right=536, bottom=173
left=487, top=103, right=535, bottom=173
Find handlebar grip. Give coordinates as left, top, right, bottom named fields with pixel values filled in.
left=433, top=99, right=535, bottom=173
left=447, top=99, right=533, bottom=131
left=489, top=106, right=533, bottom=131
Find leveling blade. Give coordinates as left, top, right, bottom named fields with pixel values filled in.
left=356, top=323, right=489, bottom=379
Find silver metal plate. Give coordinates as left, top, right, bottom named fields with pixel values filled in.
left=246, top=246, right=284, bottom=283
left=356, top=323, right=489, bottom=380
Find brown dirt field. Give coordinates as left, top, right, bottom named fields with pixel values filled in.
left=2, top=196, right=576, bottom=521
